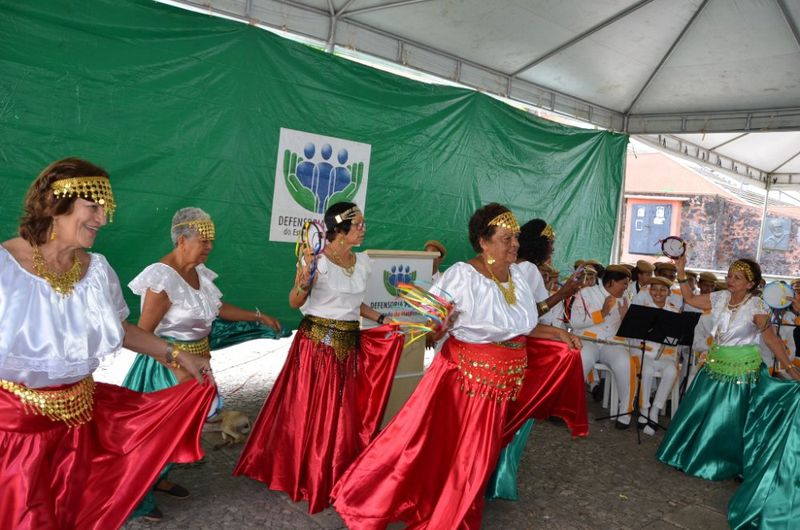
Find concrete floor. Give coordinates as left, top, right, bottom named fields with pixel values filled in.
left=96, top=336, right=736, bottom=530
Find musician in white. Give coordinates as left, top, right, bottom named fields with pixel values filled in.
left=625, top=260, right=654, bottom=303
left=569, top=265, right=634, bottom=428
left=631, top=276, right=682, bottom=435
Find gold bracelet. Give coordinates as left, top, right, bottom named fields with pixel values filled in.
left=165, top=343, right=180, bottom=369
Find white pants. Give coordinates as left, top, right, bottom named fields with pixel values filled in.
left=640, top=355, right=677, bottom=412
left=581, top=342, right=633, bottom=422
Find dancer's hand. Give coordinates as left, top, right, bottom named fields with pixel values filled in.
left=560, top=330, right=582, bottom=350
left=179, top=352, right=215, bottom=386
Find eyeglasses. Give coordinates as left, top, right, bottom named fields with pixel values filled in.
left=352, top=221, right=367, bottom=231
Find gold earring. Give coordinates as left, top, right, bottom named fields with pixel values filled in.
left=50, top=225, right=57, bottom=241
left=486, top=253, right=495, bottom=265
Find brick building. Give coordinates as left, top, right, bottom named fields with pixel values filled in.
left=621, top=152, right=800, bottom=277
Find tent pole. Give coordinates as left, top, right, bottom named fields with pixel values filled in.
left=610, top=144, right=629, bottom=264
left=755, top=177, right=771, bottom=262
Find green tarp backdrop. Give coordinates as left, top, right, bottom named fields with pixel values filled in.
left=0, top=0, right=628, bottom=325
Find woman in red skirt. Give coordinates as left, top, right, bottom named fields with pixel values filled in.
left=0, top=158, right=215, bottom=530
left=233, top=202, right=405, bottom=513
left=331, top=203, right=588, bottom=529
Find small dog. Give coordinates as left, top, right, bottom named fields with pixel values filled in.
left=207, top=410, right=251, bottom=450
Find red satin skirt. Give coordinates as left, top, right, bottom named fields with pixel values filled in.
left=0, top=378, right=215, bottom=530
left=331, top=336, right=587, bottom=530
left=233, top=323, right=405, bottom=514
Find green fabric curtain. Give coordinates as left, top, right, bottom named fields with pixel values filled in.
left=0, top=0, right=628, bottom=324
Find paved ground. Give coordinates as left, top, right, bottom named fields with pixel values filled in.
left=96, top=336, right=737, bottom=530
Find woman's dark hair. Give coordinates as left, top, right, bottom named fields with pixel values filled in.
left=732, top=258, right=762, bottom=293
left=518, top=218, right=552, bottom=265
left=601, top=269, right=630, bottom=287
left=324, top=201, right=358, bottom=242
left=468, top=203, right=510, bottom=253
left=19, top=157, right=109, bottom=245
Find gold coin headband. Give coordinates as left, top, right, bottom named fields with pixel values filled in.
left=334, top=206, right=362, bottom=225
left=540, top=224, right=556, bottom=241
left=488, top=211, right=520, bottom=234
left=172, top=219, right=216, bottom=241
left=730, top=260, right=754, bottom=282
left=51, top=176, right=116, bottom=221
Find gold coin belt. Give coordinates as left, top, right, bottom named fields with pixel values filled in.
left=171, top=336, right=211, bottom=358
left=0, top=376, right=95, bottom=427
left=455, top=344, right=526, bottom=401
left=300, top=316, right=359, bottom=361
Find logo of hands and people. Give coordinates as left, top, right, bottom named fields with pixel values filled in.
left=383, top=265, right=417, bottom=296
left=284, top=142, right=365, bottom=214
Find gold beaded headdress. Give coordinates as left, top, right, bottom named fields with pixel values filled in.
left=540, top=224, right=556, bottom=241
left=172, top=219, right=216, bottom=241
left=333, top=206, right=362, bottom=225
left=730, top=260, right=754, bottom=282
left=51, top=176, right=116, bottom=221
left=488, top=211, right=520, bottom=234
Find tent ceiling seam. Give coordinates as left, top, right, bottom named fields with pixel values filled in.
left=624, top=0, right=711, bottom=117
left=509, top=0, right=656, bottom=77
left=771, top=148, right=800, bottom=173
left=708, top=132, right=749, bottom=150
left=776, top=0, right=800, bottom=50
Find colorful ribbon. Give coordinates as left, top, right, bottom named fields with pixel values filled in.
left=295, top=220, right=326, bottom=282
left=392, top=281, right=455, bottom=345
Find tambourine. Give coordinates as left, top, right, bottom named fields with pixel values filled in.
left=207, top=389, right=225, bottom=420
left=660, top=236, right=686, bottom=259
left=762, top=281, right=794, bottom=309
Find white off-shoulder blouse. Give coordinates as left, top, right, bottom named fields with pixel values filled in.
left=0, top=246, right=129, bottom=388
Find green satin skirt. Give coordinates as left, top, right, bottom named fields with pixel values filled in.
left=727, top=372, right=800, bottom=529
left=485, top=419, right=535, bottom=500
left=656, top=345, right=762, bottom=481
left=122, top=353, right=179, bottom=517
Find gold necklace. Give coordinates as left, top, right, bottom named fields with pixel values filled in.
left=330, top=247, right=356, bottom=277
left=32, top=246, right=82, bottom=296
left=486, top=262, right=516, bottom=305
left=727, top=293, right=751, bottom=311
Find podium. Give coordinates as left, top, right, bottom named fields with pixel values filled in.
left=363, top=249, right=439, bottom=427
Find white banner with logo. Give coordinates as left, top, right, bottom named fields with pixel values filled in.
left=269, top=128, right=371, bottom=243
left=362, top=250, right=436, bottom=329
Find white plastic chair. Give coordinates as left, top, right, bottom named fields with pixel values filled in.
left=593, top=362, right=618, bottom=419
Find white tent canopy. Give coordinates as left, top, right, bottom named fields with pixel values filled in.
left=164, top=0, right=800, bottom=183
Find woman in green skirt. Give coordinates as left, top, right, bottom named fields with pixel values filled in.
left=122, top=207, right=281, bottom=521
left=657, top=254, right=800, bottom=482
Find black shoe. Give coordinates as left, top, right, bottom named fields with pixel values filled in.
left=614, top=420, right=631, bottom=430
left=154, top=482, right=190, bottom=499
left=143, top=506, right=163, bottom=522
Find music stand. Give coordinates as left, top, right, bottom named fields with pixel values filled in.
left=596, top=305, right=700, bottom=444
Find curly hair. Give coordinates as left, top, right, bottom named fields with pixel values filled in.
left=18, top=158, right=109, bottom=245
left=518, top=218, right=552, bottom=265
left=468, top=203, right=510, bottom=253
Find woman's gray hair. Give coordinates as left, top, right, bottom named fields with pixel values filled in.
left=171, top=207, right=211, bottom=245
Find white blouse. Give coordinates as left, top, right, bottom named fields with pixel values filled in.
left=516, top=261, right=554, bottom=325
left=301, top=253, right=370, bottom=321
left=433, top=262, right=538, bottom=344
left=129, top=263, right=223, bottom=341
left=709, top=290, right=769, bottom=346
left=0, top=246, right=129, bottom=388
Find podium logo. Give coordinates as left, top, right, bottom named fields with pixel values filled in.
left=283, top=141, right=365, bottom=214
left=383, top=265, right=416, bottom=296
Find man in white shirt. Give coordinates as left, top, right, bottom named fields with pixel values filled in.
left=570, top=265, right=635, bottom=428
